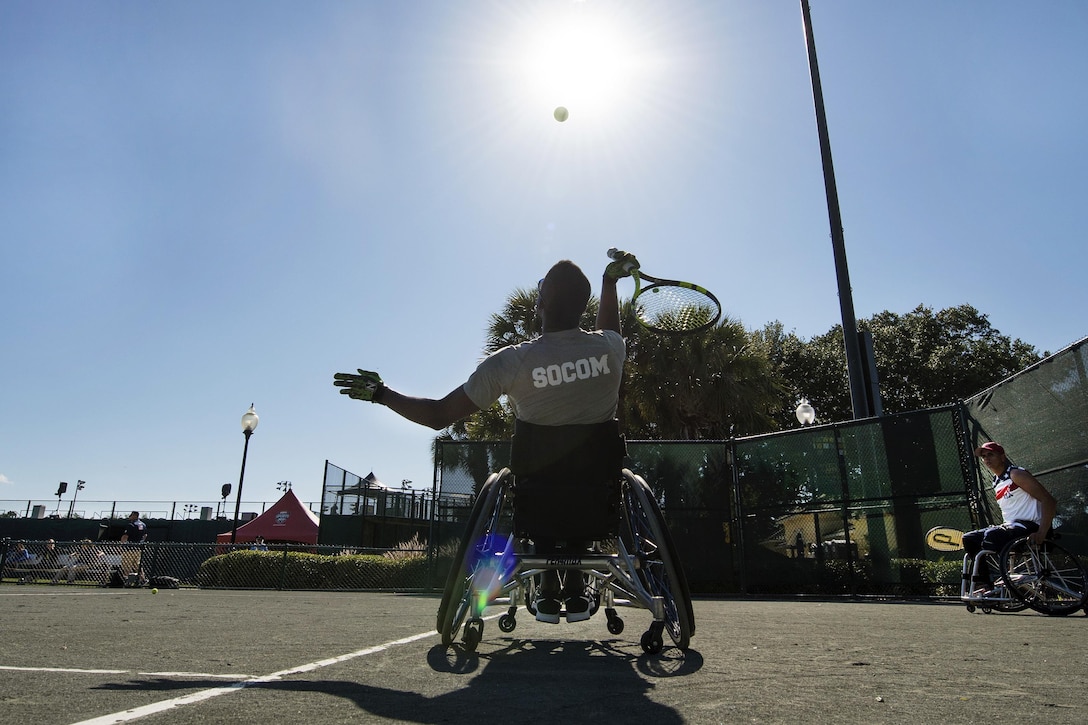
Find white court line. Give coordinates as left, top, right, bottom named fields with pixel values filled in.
left=68, top=628, right=441, bottom=725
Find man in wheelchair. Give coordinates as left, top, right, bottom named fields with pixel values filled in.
left=964, top=441, right=1057, bottom=595
left=335, top=251, right=637, bottom=623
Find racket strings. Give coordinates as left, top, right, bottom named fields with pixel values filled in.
left=636, top=284, right=720, bottom=333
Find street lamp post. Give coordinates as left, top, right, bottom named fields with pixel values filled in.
left=230, top=404, right=260, bottom=544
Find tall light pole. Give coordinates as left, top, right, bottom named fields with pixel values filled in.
left=800, top=0, right=873, bottom=419
left=230, top=404, right=259, bottom=544
left=67, top=480, right=86, bottom=519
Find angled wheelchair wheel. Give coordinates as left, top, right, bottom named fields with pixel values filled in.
left=437, top=470, right=514, bottom=646
left=620, top=471, right=695, bottom=651
left=1000, top=537, right=1088, bottom=617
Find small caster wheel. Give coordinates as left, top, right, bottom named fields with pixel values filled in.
left=640, top=629, right=663, bottom=655
left=965, top=605, right=976, bottom=613
left=462, top=619, right=483, bottom=652
left=605, top=608, right=624, bottom=635
left=498, top=613, right=517, bottom=633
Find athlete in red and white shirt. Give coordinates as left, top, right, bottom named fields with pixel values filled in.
left=962, top=442, right=1057, bottom=576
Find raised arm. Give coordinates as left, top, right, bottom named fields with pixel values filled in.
left=599, top=248, right=639, bottom=333
left=597, top=275, right=620, bottom=333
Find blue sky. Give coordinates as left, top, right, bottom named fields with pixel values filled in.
left=2, top=1, right=1085, bottom=516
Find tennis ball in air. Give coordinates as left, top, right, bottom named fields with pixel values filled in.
left=151, top=588, right=159, bottom=594
left=554, top=106, right=569, bottom=122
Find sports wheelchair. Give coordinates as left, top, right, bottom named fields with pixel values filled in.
left=436, top=420, right=695, bottom=655
left=960, top=531, right=1088, bottom=616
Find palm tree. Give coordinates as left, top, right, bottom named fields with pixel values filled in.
left=482, top=286, right=539, bottom=354
left=623, top=316, right=780, bottom=439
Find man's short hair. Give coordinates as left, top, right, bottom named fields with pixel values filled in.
left=543, top=260, right=591, bottom=329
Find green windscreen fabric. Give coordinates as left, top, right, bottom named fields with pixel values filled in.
left=965, top=338, right=1088, bottom=476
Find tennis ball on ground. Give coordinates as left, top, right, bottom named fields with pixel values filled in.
left=151, top=588, right=158, bottom=594
left=554, top=106, right=569, bottom=122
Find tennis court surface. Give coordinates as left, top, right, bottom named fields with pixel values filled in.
left=2, top=588, right=1085, bottom=724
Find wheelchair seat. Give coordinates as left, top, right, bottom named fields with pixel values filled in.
left=509, top=418, right=626, bottom=545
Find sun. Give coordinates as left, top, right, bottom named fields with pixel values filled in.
left=512, top=6, right=654, bottom=122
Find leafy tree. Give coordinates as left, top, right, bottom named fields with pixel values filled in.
left=441, top=293, right=1043, bottom=446
left=865, top=304, right=1042, bottom=411
left=624, top=315, right=780, bottom=439
left=756, top=304, right=1043, bottom=426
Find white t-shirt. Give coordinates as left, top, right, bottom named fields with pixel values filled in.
left=994, top=465, right=1042, bottom=524
left=463, top=328, right=625, bottom=426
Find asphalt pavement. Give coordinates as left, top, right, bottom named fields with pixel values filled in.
left=1, top=587, right=1085, bottom=724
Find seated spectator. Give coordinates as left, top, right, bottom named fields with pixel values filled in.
left=250, top=536, right=269, bottom=551
left=4, top=541, right=35, bottom=581
left=38, top=539, right=60, bottom=571
left=52, top=540, right=107, bottom=585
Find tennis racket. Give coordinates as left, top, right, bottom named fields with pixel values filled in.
left=608, top=248, right=722, bottom=335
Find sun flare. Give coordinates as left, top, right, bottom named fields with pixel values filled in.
left=515, top=8, right=652, bottom=122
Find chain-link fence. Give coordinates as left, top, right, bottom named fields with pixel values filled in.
left=730, top=406, right=973, bottom=597
left=435, top=406, right=976, bottom=597
left=7, top=342, right=1081, bottom=598
left=1, top=539, right=450, bottom=591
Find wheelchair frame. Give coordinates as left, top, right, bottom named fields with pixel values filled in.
left=960, top=534, right=1088, bottom=616
left=436, top=467, right=695, bottom=654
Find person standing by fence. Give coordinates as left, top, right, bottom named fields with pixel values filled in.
left=119, top=511, right=147, bottom=585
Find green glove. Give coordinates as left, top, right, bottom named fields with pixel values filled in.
left=605, top=248, right=640, bottom=279
left=333, top=369, right=387, bottom=404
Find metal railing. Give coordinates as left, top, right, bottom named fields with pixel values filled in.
left=0, top=499, right=324, bottom=521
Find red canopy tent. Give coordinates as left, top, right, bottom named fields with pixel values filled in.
left=216, top=489, right=319, bottom=545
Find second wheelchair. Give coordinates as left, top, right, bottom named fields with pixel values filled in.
left=961, top=532, right=1087, bottom=616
